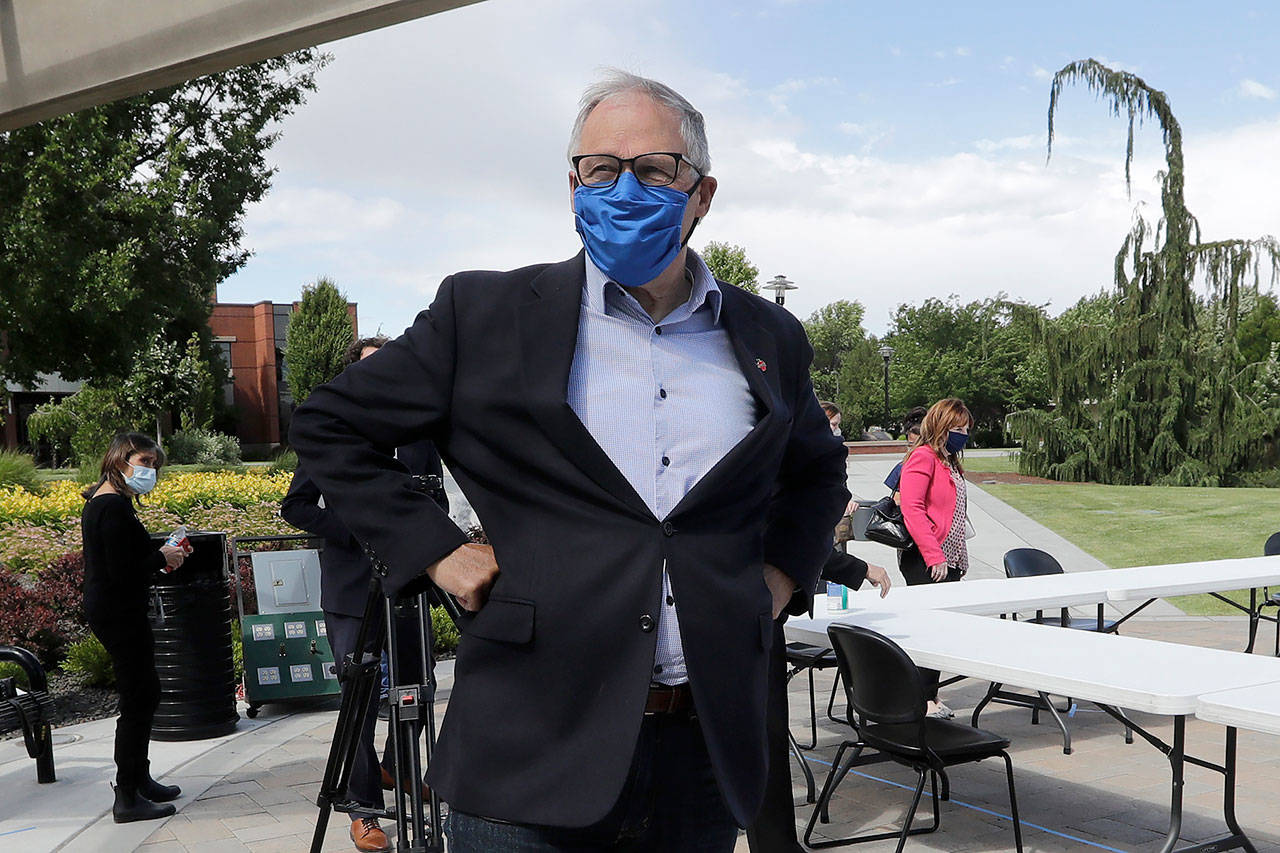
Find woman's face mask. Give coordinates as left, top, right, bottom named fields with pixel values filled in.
left=124, top=461, right=158, bottom=495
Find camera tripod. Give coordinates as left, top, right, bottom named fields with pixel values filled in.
left=310, top=575, right=460, bottom=853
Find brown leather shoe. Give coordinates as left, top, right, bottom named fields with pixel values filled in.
left=380, top=765, right=430, bottom=800
left=350, top=816, right=389, bottom=852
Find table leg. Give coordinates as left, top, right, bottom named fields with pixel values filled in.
left=1121, top=712, right=1255, bottom=853
left=1158, top=715, right=1185, bottom=853
left=1222, top=727, right=1258, bottom=853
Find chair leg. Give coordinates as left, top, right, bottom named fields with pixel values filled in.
left=804, top=741, right=850, bottom=847
left=807, top=666, right=819, bottom=749
left=819, top=744, right=864, bottom=823
left=939, top=769, right=950, bottom=802
left=894, top=771, right=929, bottom=853
left=827, top=669, right=844, bottom=726
left=1003, top=751, right=1024, bottom=853
left=788, top=726, right=816, bottom=804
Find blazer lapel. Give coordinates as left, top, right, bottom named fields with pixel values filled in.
left=517, top=253, right=654, bottom=520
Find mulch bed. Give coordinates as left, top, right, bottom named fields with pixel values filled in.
left=1, top=669, right=119, bottom=741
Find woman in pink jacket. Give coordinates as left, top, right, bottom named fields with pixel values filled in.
left=897, top=397, right=973, bottom=717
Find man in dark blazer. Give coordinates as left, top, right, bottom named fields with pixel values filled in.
left=281, top=336, right=447, bottom=853
left=290, top=71, right=849, bottom=852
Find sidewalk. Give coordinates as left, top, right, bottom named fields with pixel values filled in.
left=11, top=618, right=1279, bottom=852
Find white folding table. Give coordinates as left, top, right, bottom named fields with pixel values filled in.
left=1103, top=556, right=1280, bottom=653
left=788, top=607, right=1280, bottom=852
left=1196, top=681, right=1280, bottom=738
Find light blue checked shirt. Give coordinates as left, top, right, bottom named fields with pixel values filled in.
left=568, top=251, right=757, bottom=686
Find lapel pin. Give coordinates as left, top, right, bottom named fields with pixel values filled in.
left=755, top=359, right=767, bottom=372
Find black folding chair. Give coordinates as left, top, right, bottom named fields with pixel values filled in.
left=804, top=624, right=1023, bottom=852
left=1257, top=532, right=1280, bottom=654
left=971, top=547, right=1132, bottom=754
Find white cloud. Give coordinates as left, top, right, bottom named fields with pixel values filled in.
left=218, top=0, right=1280, bottom=340
left=1238, top=78, right=1277, bottom=100
left=1031, top=65, right=1052, bottom=81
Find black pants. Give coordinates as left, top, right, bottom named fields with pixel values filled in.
left=898, top=546, right=962, bottom=701
left=744, top=619, right=804, bottom=853
left=448, top=709, right=738, bottom=852
left=748, top=547, right=871, bottom=853
left=325, top=601, right=425, bottom=810
left=89, top=611, right=160, bottom=789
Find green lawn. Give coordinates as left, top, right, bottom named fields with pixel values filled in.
left=965, top=452, right=1022, bottom=475
left=982, top=482, right=1280, bottom=615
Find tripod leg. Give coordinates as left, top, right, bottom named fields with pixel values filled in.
left=385, top=598, right=412, bottom=850
left=312, top=583, right=387, bottom=853
left=418, top=592, right=444, bottom=850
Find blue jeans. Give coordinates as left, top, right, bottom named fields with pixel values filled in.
left=446, top=711, right=739, bottom=852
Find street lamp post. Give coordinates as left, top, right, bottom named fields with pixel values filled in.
left=878, top=344, right=893, bottom=434
left=761, top=275, right=797, bottom=306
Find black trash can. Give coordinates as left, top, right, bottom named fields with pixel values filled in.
left=148, top=531, right=239, bottom=741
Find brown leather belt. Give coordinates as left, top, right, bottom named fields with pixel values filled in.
left=644, top=682, right=693, bottom=715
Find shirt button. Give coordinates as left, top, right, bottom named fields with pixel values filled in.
left=666, top=595, right=675, bottom=606
left=653, top=664, right=663, bottom=674
left=655, top=327, right=663, bottom=335
left=662, top=522, right=675, bottom=537
left=640, top=615, right=655, bottom=632
left=661, top=456, right=670, bottom=467
left=659, top=388, right=667, bottom=399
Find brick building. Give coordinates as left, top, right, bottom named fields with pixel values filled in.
left=209, top=294, right=358, bottom=454
left=1, top=295, right=356, bottom=457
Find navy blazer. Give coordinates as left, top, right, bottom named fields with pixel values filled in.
left=289, top=252, right=849, bottom=828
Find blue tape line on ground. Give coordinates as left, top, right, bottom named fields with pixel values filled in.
left=803, top=754, right=1130, bottom=853
left=0, top=827, right=35, bottom=837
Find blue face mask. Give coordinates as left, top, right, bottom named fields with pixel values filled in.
left=124, top=465, right=157, bottom=495
left=946, top=430, right=969, bottom=455
left=573, top=172, right=694, bottom=288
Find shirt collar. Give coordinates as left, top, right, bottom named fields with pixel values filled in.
left=584, top=250, right=723, bottom=325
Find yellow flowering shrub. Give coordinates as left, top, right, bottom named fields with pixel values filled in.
left=1, top=469, right=301, bottom=576
left=0, top=470, right=293, bottom=527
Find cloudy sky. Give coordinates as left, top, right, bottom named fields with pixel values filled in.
left=217, top=0, right=1280, bottom=337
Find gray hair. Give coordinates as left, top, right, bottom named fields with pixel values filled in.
left=567, top=70, right=711, bottom=175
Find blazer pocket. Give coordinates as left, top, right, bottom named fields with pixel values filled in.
left=759, top=612, right=775, bottom=651
left=465, top=595, right=536, bottom=645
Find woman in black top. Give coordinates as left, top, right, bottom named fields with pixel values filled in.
left=82, top=432, right=190, bottom=823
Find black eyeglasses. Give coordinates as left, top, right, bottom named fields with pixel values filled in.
left=571, top=152, right=701, bottom=189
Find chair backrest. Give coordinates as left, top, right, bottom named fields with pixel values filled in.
left=828, top=624, right=927, bottom=732
left=1004, top=547, right=1064, bottom=579
left=1265, top=532, right=1280, bottom=557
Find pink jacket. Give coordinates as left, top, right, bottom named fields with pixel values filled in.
left=898, top=445, right=958, bottom=567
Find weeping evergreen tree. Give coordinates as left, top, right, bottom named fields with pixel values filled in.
left=1009, top=60, right=1280, bottom=485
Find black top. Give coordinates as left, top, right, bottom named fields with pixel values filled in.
left=81, top=492, right=165, bottom=620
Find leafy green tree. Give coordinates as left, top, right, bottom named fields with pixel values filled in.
left=0, top=50, right=326, bottom=390
left=27, top=386, right=148, bottom=471
left=122, top=331, right=220, bottom=441
left=1008, top=59, right=1280, bottom=484
left=1235, top=292, right=1280, bottom=366
left=883, top=296, right=1051, bottom=443
left=284, top=278, right=355, bottom=406
left=803, top=300, right=882, bottom=432
left=700, top=241, right=759, bottom=294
